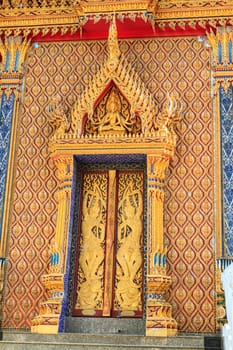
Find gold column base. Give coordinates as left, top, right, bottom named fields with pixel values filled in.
left=31, top=302, right=62, bottom=334
left=30, top=272, right=64, bottom=334
left=146, top=327, right=177, bottom=337
left=146, top=275, right=177, bottom=337
left=31, top=322, right=59, bottom=334
left=31, top=313, right=60, bottom=334
left=146, top=300, right=177, bottom=337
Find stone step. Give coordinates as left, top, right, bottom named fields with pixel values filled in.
left=65, top=317, right=145, bottom=335
left=0, top=343, right=222, bottom=350
left=0, top=331, right=222, bottom=350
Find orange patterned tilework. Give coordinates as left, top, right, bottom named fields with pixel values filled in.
left=3, top=38, right=214, bottom=332
left=162, top=41, right=214, bottom=332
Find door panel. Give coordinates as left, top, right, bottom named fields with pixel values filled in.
left=114, top=171, right=143, bottom=316
left=75, top=171, right=108, bottom=315
left=73, top=169, right=144, bottom=317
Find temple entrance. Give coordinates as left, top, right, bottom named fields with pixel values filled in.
left=31, top=17, right=179, bottom=335
left=73, top=168, right=144, bottom=318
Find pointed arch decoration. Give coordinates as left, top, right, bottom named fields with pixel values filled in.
left=31, top=17, right=181, bottom=336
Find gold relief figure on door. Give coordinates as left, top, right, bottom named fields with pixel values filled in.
left=75, top=172, right=108, bottom=313
left=114, top=172, right=143, bottom=316
left=74, top=169, right=144, bottom=317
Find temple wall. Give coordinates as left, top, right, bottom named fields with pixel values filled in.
left=2, top=37, right=214, bottom=332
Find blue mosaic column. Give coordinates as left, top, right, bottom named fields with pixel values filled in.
left=0, top=93, right=15, bottom=239
left=0, top=92, right=15, bottom=321
left=220, top=87, right=233, bottom=256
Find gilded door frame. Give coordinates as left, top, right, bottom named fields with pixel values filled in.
left=71, top=166, right=145, bottom=318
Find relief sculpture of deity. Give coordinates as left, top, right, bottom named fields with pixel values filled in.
left=98, top=89, right=130, bottom=134
left=75, top=173, right=107, bottom=311
left=115, top=173, right=143, bottom=312
left=85, top=86, right=141, bottom=136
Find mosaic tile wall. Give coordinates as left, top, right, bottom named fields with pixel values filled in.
left=220, top=86, right=233, bottom=256
left=3, top=37, right=214, bottom=332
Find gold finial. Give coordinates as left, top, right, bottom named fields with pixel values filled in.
left=107, top=14, right=121, bottom=67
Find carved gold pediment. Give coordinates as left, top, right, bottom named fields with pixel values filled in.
left=48, top=17, right=181, bottom=157
left=63, top=17, right=158, bottom=137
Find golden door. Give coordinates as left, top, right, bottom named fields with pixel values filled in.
left=73, top=169, right=144, bottom=317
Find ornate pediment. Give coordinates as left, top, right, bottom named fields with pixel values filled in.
left=67, top=19, right=160, bottom=137
left=48, top=16, right=181, bottom=148
left=47, top=17, right=181, bottom=160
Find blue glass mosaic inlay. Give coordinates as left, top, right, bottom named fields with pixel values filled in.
left=220, top=86, right=233, bottom=256
left=0, top=93, right=15, bottom=239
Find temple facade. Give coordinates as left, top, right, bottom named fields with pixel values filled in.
left=0, top=0, right=232, bottom=337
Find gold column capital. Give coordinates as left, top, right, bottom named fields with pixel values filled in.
left=207, top=26, right=233, bottom=74
left=0, top=35, right=32, bottom=75
left=147, top=155, right=170, bottom=181
left=52, top=155, right=74, bottom=183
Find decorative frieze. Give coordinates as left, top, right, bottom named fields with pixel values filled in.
left=0, top=0, right=233, bottom=38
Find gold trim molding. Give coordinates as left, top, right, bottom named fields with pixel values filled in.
left=0, top=0, right=233, bottom=36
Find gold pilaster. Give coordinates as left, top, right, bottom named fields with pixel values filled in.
left=214, top=88, right=222, bottom=259
left=53, top=155, right=73, bottom=256
left=31, top=155, right=73, bottom=334
left=146, top=155, right=177, bottom=337
left=206, top=27, right=230, bottom=259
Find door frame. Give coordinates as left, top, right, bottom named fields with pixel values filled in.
left=32, top=142, right=178, bottom=336
left=71, top=165, right=146, bottom=318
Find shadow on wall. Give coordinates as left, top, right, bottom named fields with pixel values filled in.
left=204, top=335, right=222, bottom=350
